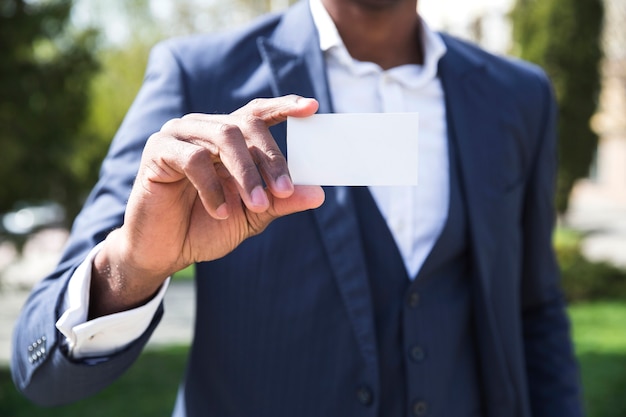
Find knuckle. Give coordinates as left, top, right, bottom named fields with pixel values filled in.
left=182, top=112, right=203, bottom=120
left=240, top=162, right=260, bottom=179
left=254, top=147, right=286, bottom=169
left=185, top=147, right=211, bottom=169
left=242, top=114, right=264, bottom=128
left=247, top=98, right=265, bottom=108
left=146, top=131, right=162, bottom=145
left=265, top=147, right=286, bottom=161
left=144, top=132, right=169, bottom=154
left=218, top=122, right=242, bottom=138
left=161, top=117, right=182, bottom=134
left=207, top=178, right=224, bottom=194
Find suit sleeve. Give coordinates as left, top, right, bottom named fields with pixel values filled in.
left=520, top=69, right=583, bottom=417
left=11, top=41, right=190, bottom=406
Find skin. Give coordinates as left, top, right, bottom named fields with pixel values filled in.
left=89, top=96, right=325, bottom=318
left=322, top=0, right=423, bottom=68
left=89, top=0, right=424, bottom=319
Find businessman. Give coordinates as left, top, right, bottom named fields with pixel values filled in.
left=12, top=0, right=583, bottom=416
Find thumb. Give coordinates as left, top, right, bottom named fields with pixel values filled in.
left=233, top=95, right=319, bottom=127
left=254, top=185, right=325, bottom=227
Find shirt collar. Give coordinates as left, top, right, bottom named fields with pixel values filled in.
left=308, top=0, right=447, bottom=86
left=309, top=0, right=345, bottom=52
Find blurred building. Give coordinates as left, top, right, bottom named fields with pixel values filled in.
left=420, top=0, right=513, bottom=55
left=576, top=0, right=626, bottom=208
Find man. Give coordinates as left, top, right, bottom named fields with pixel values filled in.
left=12, top=0, right=583, bottom=416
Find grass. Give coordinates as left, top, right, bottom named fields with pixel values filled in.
left=0, top=345, right=189, bottom=417
left=1, top=303, right=625, bottom=416
left=569, top=301, right=626, bottom=417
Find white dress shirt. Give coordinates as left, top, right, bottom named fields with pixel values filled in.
left=56, top=0, right=449, bottom=359
left=310, top=0, right=449, bottom=277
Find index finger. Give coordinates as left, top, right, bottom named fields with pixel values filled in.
left=233, top=95, right=319, bottom=126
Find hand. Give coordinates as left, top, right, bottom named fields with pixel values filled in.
left=90, top=95, right=325, bottom=317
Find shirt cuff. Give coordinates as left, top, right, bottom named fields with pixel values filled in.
left=56, top=242, right=170, bottom=359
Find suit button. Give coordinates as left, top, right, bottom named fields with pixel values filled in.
left=408, top=292, right=420, bottom=308
left=412, top=400, right=428, bottom=416
left=409, top=345, right=426, bottom=362
left=356, top=386, right=373, bottom=406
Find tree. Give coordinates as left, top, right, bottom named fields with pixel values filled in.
left=0, top=0, right=99, bottom=218
left=511, top=0, right=604, bottom=213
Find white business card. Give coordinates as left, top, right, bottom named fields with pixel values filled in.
left=287, top=113, right=419, bottom=186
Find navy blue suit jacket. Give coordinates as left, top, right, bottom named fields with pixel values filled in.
left=12, top=2, right=582, bottom=416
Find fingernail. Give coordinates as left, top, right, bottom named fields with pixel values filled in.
left=275, top=175, right=293, bottom=194
left=251, top=186, right=269, bottom=208
left=215, top=202, right=229, bottom=219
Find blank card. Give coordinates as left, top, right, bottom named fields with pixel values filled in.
left=287, top=113, right=419, bottom=186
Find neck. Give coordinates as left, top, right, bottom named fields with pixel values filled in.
left=321, top=0, right=423, bottom=69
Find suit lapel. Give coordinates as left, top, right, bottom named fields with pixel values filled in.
left=256, top=1, right=332, bottom=113
left=438, top=40, right=498, bottom=296
left=258, top=1, right=381, bottom=393
left=438, top=36, right=515, bottom=411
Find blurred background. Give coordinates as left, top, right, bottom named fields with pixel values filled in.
left=1, top=0, right=625, bottom=416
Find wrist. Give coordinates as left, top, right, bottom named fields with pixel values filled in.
left=89, top=229, right=169, bottom=319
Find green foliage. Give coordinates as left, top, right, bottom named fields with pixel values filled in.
left=511, top=0, right=604, bottom=213
left=173, top=264, right=195, bottom=281
left=0, top=0, right=99, bottom=218
left=71, top=41, right=153, bottom=198
left=555, top=229, right=626, bottom=302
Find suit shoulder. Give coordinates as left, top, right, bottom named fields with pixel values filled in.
left=440, top=34, right=551, bottom=91
left=149, top=11, right=283, bottom=73
left=141, top=11, right=286, bottom=112
left=441, top=34, right=554, bottom=119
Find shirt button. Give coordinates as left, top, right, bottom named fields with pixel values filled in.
left=409, top=345, right=426, bottom=362
left=412, top=400, right=428, bottom=416
left=408, top=291, right=420, bottom=308
left=356, top=386, right=373, bottom=406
